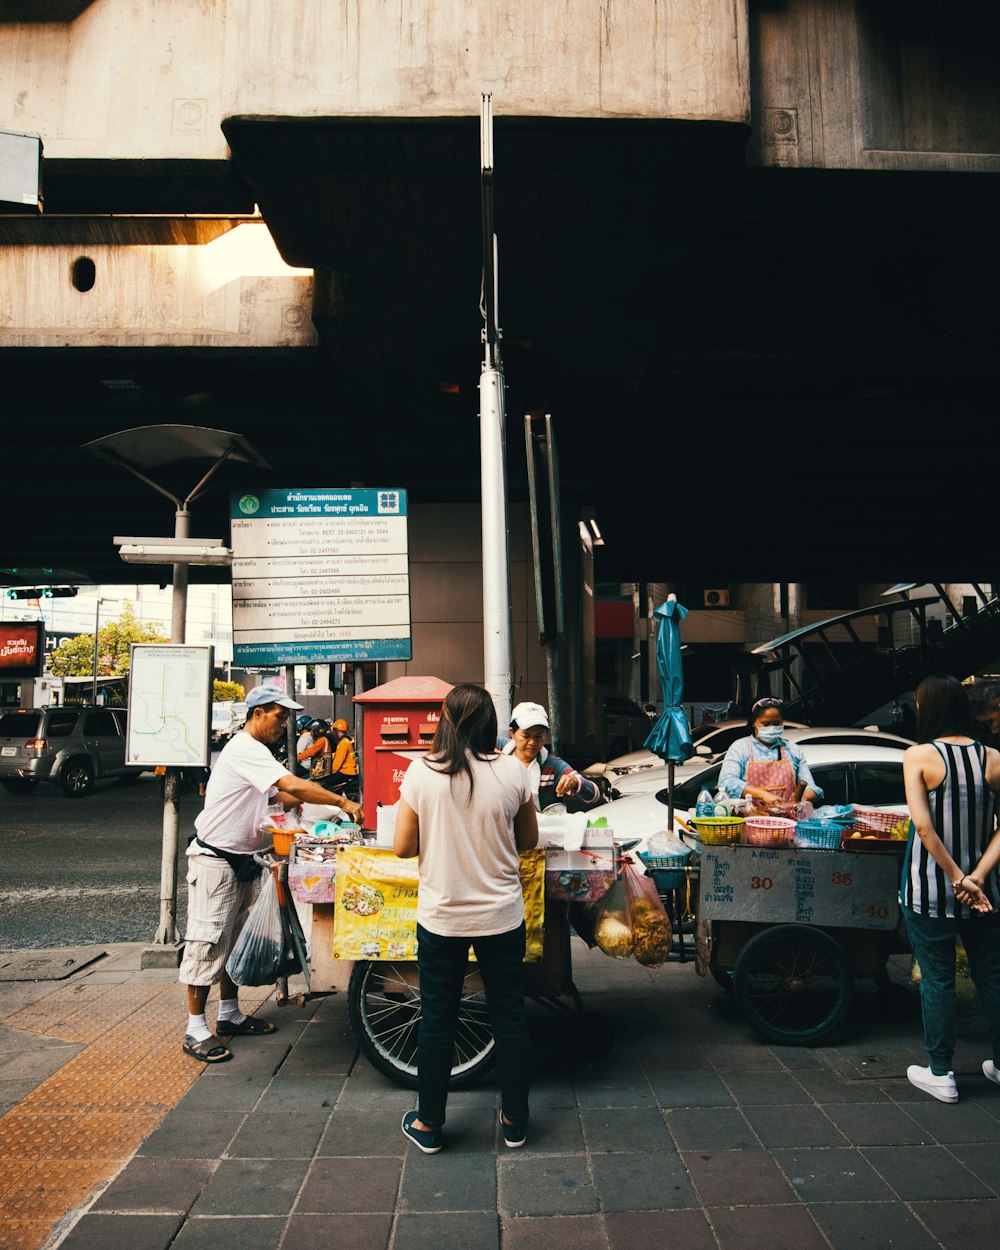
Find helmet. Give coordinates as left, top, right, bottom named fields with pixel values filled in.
left=308, top=720, right=323, bottom=733
left=332, top=718, right=349, bottom=732
left=296, top=714, right=312, bottom=731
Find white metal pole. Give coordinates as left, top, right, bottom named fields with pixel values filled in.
left=171, top=510, right=190, bottom=645
left=144, top=509, right=190, bottom=963
left=480, top=366, right=512, bottom=730
left=480, top=95, right=512, bottom=731
left=91, top=596, right=101, bottom=705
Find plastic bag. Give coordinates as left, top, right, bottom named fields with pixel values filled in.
left=589, top=858, right=673, bottom=967
left=226, top=870, right=285, bottom=986
left=622, top=859, right=673, bottom=968
left=590, top=877, right=634, bottom=958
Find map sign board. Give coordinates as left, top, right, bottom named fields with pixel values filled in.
left=230, top=487, right=411, bottom=666
left=126, top=644, right=213, bottom=768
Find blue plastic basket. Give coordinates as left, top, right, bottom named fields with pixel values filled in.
left=638, top=849, right=691, bottom=891
left=795, top=820, right=845, bottom=850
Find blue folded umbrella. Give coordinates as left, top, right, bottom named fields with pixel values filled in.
left=644, top=598, right=695, bottom=765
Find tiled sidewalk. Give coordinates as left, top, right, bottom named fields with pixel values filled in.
left=3, top=944, right=1000, bottom=1249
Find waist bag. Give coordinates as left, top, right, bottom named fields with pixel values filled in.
left=191, top=835, right=260, bottom=883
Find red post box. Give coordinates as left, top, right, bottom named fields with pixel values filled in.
left=353, top=675, right=454, bottom=817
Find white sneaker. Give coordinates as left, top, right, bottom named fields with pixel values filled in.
left=983, top=1061, right=1000, bottom=1087
left=907, top=1064, right=958, bottom=1103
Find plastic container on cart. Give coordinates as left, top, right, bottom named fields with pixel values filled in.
left=638, top=846, right=692, bottom=890
left=743, top=815, right=796, bottom=847
left=794, top=820, right=846, bottom=850
left=266, top=826, right=302, bottom=857
left=690, top=815, right=745, bottom=845
left=695, top=789, right=715, bottom=818
left=848, top=806, right=909, bottom=837
left=841, top=831, right=909, bottom=854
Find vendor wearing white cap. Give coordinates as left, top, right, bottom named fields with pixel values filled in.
left=501, top=702, right=603, bottom=811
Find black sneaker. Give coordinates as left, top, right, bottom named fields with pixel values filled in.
left=500, top=1112, right=527, bottom=1148
left=402, top=1111, right=443, bottom=1154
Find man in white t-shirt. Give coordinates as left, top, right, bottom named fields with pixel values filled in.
left=179, top=685, right=364, bottom=1064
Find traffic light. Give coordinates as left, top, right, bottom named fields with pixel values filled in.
left=5, top=586, right=78, bottom=599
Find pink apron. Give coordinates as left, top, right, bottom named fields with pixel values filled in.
left=745, top=740, right=796, bottom=802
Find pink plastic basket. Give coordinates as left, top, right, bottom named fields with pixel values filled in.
left=743, top=815, right=797, bottom=847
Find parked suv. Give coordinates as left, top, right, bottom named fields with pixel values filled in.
left=0, top=706, right=135, bottom=797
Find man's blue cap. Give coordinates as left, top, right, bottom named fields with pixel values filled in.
left=246, top=685, right=304, bottom=711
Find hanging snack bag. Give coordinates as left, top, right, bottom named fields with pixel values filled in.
left=590, top=877, right=635, bottom=958
left=621, top=857, right=673, bottom=968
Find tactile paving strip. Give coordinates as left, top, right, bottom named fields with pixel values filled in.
left=0, top=979, right=272, bottom=1249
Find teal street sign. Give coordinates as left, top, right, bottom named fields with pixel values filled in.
left=230, top=487, right=411, bottom=666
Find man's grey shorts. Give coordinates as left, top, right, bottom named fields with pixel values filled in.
left=179, top=853, right=259, bottom=986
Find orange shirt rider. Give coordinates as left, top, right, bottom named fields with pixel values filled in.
left=298, top=720, right=358, bottom=777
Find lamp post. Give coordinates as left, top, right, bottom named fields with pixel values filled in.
left=479, top=93, right=513, bottom=730
left=84, top=425, right=270, bottom=969
left=90, top=596, right=117, bottom=705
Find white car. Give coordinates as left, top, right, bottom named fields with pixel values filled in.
left=602, top=742, right=911, bottom=856
left=604, top=726, right=913, bottom=798
left=586, top=720, right=807, bottom=783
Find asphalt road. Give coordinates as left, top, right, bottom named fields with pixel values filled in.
left=0, top=772, right=197, bottom=951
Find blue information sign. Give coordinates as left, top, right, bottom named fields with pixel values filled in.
left=230, top=487, right=411, bottom=666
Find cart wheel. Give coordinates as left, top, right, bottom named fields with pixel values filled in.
left=580, top=1011, right=615, bottom=1059
left=347, top=960, right=496, bottom=1090
left=733, top=924, right=853, bottom=1046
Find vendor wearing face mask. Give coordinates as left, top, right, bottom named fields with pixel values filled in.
left=500, top=702, right=603, bottom=811
left=718, top=696, right=823, bottom=810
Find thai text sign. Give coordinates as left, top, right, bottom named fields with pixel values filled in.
left=0, top=622, right=43, bottom=675
left=699, top=845, right=899, bottom=930
left=333, top=847, right=546, bottom=961
left=230, top=487, right=411, bottom=665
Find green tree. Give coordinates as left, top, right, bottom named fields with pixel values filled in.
left=48, top=602, right=168, bottom=677
left=213, top=679, right=246, bottom=702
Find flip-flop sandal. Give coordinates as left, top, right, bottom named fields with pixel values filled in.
left=182, top=1034, right=232, bottom=1063
left=217, top=1016, right=277, bottom=1036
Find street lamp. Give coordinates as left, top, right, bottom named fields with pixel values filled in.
left=91, top=596, right=118, bottom=705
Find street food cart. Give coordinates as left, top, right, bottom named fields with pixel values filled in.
left=286, top=839, right=620, bottom=1088
left=680, top=808, right=911, bottom=1045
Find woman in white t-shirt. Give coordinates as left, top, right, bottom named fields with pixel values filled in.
left=395, top=684, right=538, bottom=1154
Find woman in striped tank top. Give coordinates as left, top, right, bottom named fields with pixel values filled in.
left=902, top=674, right=1000, bottom=1103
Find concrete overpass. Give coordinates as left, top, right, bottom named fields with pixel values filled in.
left=1, top=0, right=997, bottom=592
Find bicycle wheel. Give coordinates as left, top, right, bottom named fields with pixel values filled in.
left=733, top=924, right=853, bottom=1046
left=347, top=960, right=497, bottom=1089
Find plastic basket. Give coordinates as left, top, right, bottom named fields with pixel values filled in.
left=848, top=806, right=909, bottom=837
left=743, top=815, right=797, bottom=847
left=266, top=827, right=300, bottom=857
left=637, top=849, right=691, bottom=871
left=795, top=819, right=845, bottom=850
left=638, top=849, right=691, bottom=888
left=690, top=816, right=745, bottom=845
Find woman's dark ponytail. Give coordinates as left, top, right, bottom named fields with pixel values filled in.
left=426, top=683, right=498, bottom=797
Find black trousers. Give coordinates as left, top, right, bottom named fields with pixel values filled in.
left=415, top=921, right=529, bottom=1128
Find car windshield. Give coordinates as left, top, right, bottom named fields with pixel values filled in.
left=659, top=763, right=724, bottom=810
left=0, top=711, right=40, bottom=737
left=696, top=725, right=746, bottom=754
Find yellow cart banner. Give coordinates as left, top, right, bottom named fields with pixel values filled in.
left=333, top=846, right=546, bottom=962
